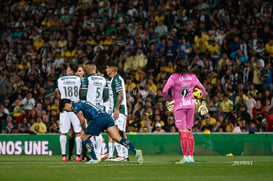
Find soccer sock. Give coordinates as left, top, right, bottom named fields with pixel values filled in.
left=95, top=134, right=102, bottom=158
left=82, top=142, right=87, bottom=158
left=90, top=136, right=97, bottom=155
left=115, top=142, right=123, bottom=157
left=75, top=136, right=82, bottom=156
left=108, top=142, right=114, bottom=158
left=119, top=138, right=136, bottom=155
left=60, top=135, right=67, bottom=155
left=187, top=132, right=195, bottom=156
left=179, top=132, right=188, bottom=156
left=68, top=137, right=75, bottom=158
left=83, top=139, right=97, bottom=160
left=122, top=145, right=129, bottom=158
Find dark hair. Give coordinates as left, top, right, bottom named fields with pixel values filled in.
left=68, top=63, right=79, bottom=73
left=106, top=61, right=118, bottom=67
left=59, top=99, right=72, bottom=112
left=174, top=58, right=190, bottom=75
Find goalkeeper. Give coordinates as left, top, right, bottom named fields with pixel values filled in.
left=163, top=58, right=208, bottom=164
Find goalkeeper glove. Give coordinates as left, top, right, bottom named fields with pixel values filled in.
left=166, top=100, right=175, bottom=112
left=198, top=101, right=208, bottom=115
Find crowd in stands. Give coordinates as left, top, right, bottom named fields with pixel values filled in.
left=0, top=0, right=273, bottom=134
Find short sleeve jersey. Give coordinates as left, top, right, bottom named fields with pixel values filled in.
left=82, top=73, right=107, bottom=108
left=110, top=73, right=127, bottom=115
left=57, top=74, right=81, bottom=101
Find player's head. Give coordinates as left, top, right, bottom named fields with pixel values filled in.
left=106, top=61, right=118, bottom=76
left=84, top=61, right=96, bottom=74
left=174, top=58, right=189, bottom=75
left=66, top=63, right=79, bottom=75
left=75, top=66, right=85, bottom=79
left=59, top=99, right=72, bottom=112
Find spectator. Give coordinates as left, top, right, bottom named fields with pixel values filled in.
left=30, top=116, right=47, bottom=134
left=20, top=92, right=35, bottom=113
left=153, top=122, right=165, bottom=133
left=5, top=115, right=15, bottom=134
left=265, top=108, right=273, bottom=131
left=0, top=72, right=12, bottom=102
left=17, top=117, right=31, bottom=133
left=220, top=94, right=234, bottom=116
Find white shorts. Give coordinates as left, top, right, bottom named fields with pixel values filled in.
left=59, top=111, right=82, bottom=134
left=112, top=113, right=127, bottom=131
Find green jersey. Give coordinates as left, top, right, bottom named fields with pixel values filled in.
left=110, top=73, right=127, bottom=115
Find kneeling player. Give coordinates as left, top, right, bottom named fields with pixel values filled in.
left=59, top=98, right=144, bottom=164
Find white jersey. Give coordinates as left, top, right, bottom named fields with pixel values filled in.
left=103, top=79, right=113, bottom=114
left=84, top=73, right=107, bottom=108
left=57, top=75, right=81, bottom=101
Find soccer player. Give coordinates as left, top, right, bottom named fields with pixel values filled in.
left=163, top=58, right=207, bottom=164
left=59, top=98, right=144, bottom=164
left=56, top=63, right=82, bottom=162
left=105, top=61, right=129, bottom=161
left=67, top=66, right=90, bottom=161
left=82, top=62, right=109, bottom=160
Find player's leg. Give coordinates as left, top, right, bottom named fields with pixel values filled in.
left=95, top=134, right=103, bottom=160
left=186, top=108, right=195, bottom=163
left=68, top=127, right=75, bottom=161
left=70, top=112, right=83, bottom=162
left=107, top=126, right=143, bottom=164
left=106, top=133, right=115, bottom=161
left=81, top=133, right=99, bottom=164
left=120, top=114, right=129, bottom=160
left=114, top=114, right=128, bottom=161
left=59, top=111, right=70, bottom=161
left=174, top=109, right=189, bottom=164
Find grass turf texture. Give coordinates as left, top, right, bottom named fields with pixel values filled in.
left=0, top=155, right=272, bottom=181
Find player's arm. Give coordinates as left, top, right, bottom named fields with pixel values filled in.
left=113, top=90, right=123, bottom=119
left=77, top=111, right=86, bottom=129
left=116, top=91, right=123, bottom=110
left=56, top=89, right=61, bottom=99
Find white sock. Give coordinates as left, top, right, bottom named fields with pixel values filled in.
left=121, top=145, right=128, bottom=158
left=90, top=136, right=97, bottom=155
left=115, top=142, right=123, bottom=157
left=60, top=135, right=66, bottom=155
left=95, top=134, right=102, bottom=158
left=75, top=136, right=82, bottom=155
left=108, top=142, right=114, bottom=158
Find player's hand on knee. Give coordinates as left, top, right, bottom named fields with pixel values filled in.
left=166, top=100, right=175, bottom=112
left=198, top=101, right=208, bottom=115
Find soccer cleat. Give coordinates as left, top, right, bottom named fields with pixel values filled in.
left=82, top=156, right=91, bottom=161
left=62, top=156, right=68, bottom=162
left=124, top=157, right=130, bottom=161
left=100, top=153, right=108, bottom=161
left=188, top=155, right=195, bottom=164
left=85, top=159, right=100, bottom=164
left=105, top=157, right=115, bottom=162
left=114, top=157, right=126, bottom=161
left=75, top=155, right=83, bottom=162
left=136, top=149, right=144, bottom=164
left=175, top=156, right=189, bottom=164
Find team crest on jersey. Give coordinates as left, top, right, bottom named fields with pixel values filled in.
left=181, top=88, right=189, bottom=97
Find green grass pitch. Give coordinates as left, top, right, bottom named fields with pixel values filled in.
left=0, top=155, right=273, bottom=181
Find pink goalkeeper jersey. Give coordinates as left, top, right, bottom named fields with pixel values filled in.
left=163, top=73, right=207, bottom=111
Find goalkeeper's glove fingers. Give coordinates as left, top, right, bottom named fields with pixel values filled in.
left=198, top=101, right=208, bottom=115
left=166, top=100, right=175, bottom=112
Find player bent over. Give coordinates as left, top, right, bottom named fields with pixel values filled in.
left=59, top=98, right=144, bottom=164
